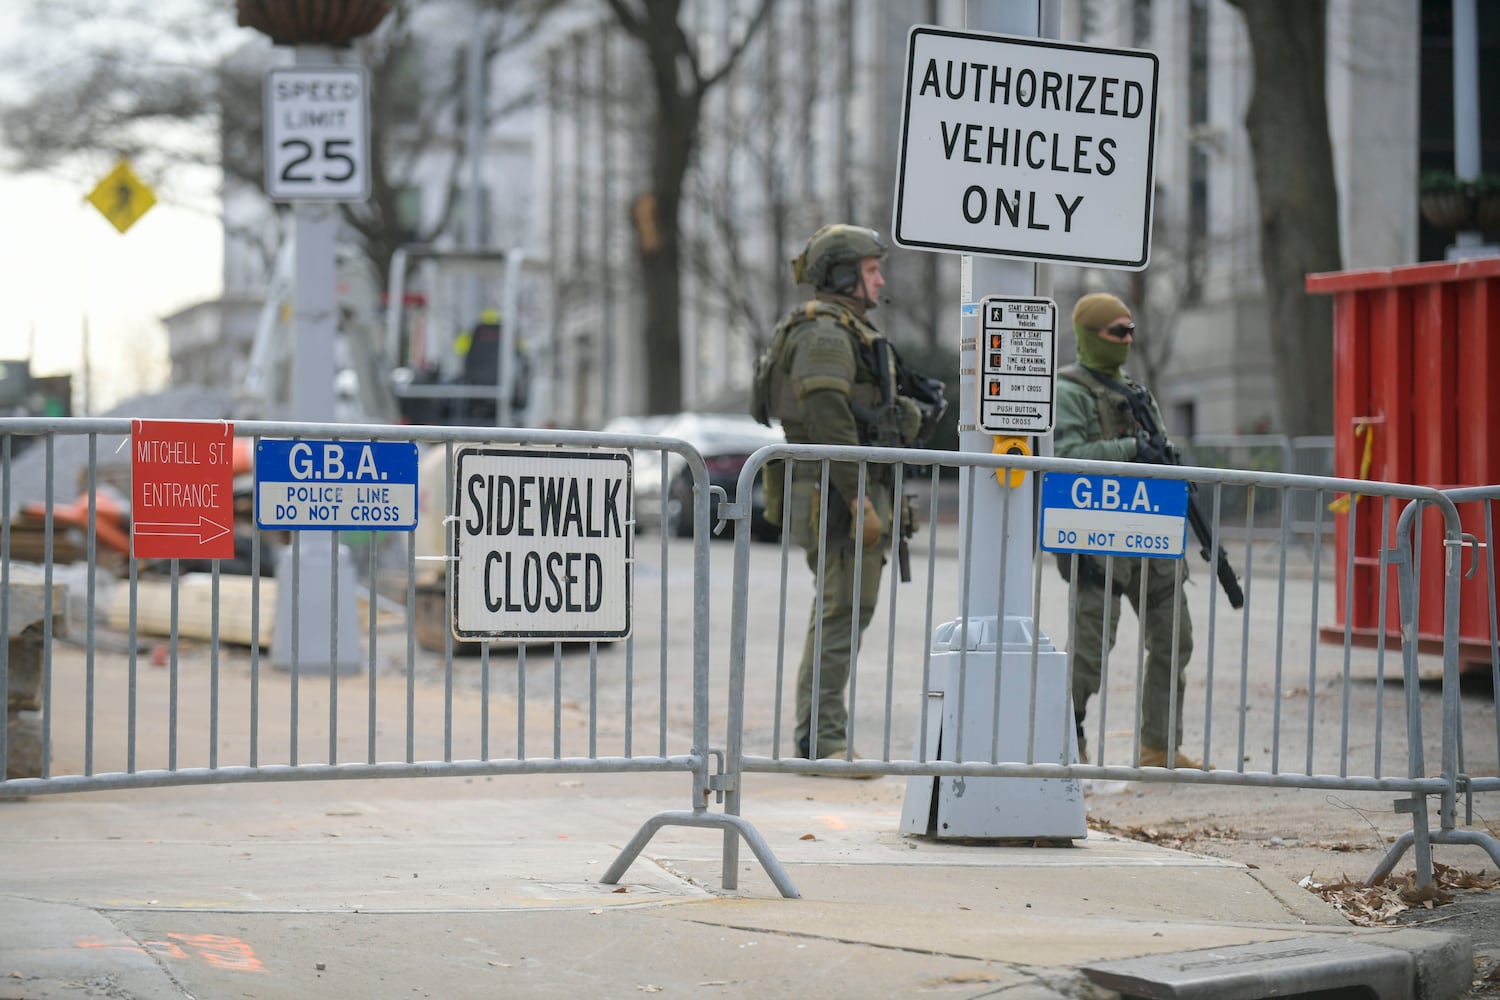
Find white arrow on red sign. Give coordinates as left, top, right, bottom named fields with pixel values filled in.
left=133, top=516, right=231, bottom=546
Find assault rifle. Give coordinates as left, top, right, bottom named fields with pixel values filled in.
left=850, top=339, right=948, bottom=584
left=1116, top=383, right=1245, bottom=610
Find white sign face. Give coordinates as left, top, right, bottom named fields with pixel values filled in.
left=451, top=447, right=632, bottom=641
left=893, top=26, right=1159, bottom=270
left=264, top=67, right=371, bottom=201
left=977, top=295, right=1057, bottom=434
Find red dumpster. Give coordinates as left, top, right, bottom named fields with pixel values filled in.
left=1306, top=257, right=1500, bottom=670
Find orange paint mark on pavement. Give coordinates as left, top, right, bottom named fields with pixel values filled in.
left=167, top=933, right=266, bottom=972
left=73, top=933, right=264, bottom=972
left=816, top=814, right=849, bottom=830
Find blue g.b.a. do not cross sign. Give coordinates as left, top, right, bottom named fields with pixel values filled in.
left=255, top=439, right=419, bottom=530
left=1039, top=471, right=1188, bottom=558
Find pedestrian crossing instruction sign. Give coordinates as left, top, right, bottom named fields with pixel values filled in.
left=976, top=295, right=1057, bottom=434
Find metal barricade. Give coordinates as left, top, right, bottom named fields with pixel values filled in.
left=705, top=444, right=1498, bottom=898
left=0, top=417, right=788, bottom=894
left=1370, top=485, right=1500, bottom=883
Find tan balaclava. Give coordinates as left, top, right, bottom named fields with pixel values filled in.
left=1072, top=292, right=1132, bottom=376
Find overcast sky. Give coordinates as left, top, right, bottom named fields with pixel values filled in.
left=0, top=1, right=225, bottom=413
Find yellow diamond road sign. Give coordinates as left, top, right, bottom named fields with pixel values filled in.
left=86, top=160, right=157, bottom=234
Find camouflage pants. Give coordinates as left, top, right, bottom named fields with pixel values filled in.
left=794, top=535, right=889, bottom=758
left=1067, top=555, right=1194, bottom=752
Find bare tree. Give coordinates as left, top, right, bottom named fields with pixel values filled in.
left=602, top=0, right=775, bottom=415
left=1224, top=0, right=1341, bottom=436
left=0, top=0, right=556, bottom=290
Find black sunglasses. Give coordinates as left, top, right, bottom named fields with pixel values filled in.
left=1098, top=321, right=1136, bottom=338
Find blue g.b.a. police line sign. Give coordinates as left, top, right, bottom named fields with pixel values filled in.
left=1039, top=472, right=1188, bottom=558
left=255, top=439, right=419, bottom=530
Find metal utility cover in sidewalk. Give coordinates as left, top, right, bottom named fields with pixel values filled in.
left=892, top=26, right=1159, bottom=270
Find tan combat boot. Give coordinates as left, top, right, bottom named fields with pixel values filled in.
left=1139, top=745, right=1205, bottom=769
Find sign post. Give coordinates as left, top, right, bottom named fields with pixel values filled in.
left=263, top=51, right=372, bottom=673
left=896, top=0, right=1161, bottom=841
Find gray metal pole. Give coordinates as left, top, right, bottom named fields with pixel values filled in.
left=272, top=44, right=361, bottom=676
left=959, top=0, right=1047, bottom=621
left=291, top=45, right=338, bottom=424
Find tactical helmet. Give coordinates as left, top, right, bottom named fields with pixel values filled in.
left=791, top=224, right=888, bottom=295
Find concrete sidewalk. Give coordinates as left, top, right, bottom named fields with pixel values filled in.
left=0, top=776, right=1470, bottom=999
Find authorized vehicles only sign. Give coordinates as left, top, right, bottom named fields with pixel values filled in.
left=893, top=26, right=1159, bottom=269
left=451, top=447, right=632, bottom=641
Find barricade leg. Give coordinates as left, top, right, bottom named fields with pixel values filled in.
left=601, top=809, right=800, bottom=899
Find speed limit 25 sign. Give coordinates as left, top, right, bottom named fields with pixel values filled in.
left=264, top=67, right=370, bottom=201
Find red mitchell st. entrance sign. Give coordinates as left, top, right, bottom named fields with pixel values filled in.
left=131, top=420, right=236, bottom=560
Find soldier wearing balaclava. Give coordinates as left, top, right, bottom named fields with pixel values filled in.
left=1054, top=292, right=1201, bottom=771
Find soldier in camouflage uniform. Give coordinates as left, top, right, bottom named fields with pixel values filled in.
left=1054, top=292, right=1201, bottom=770
left=759, top=225, right=923, bottom=768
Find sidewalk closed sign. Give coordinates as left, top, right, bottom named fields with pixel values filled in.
left=131, top=420, right=236, bottom=560
left=892, top=26, right=1159, bottom=269
left=452, top=447, right=632, bottom=641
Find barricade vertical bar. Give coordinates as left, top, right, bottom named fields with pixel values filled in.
left=1201, top=482, right=1225, bottom=768
left=724, top=452, right=755, bottom=879
left=1284, top=495, right=1314, bottom=776
left=290, top=534, right=300, bottom=766
left=917, top=483, right=940, bottom=764
left=771, top=470, right=794, bottom=758
left=442, top=444, right=455, bottom=762
left=588, top=642, right=599, bottom=759
left=994, top=472, right=1016, bottom=763
left=997, top=482, right=1025, bottom=765
left=127, top=509, right=138, bottom=773
left=367, top=540, right=378, bottom=764
left=42, top=435, right=56, bottom=778
left=658, top=456, right=669, bottom=759
left=1485, top=499, right=1499, bottom=774
left=809, top=460, right=831, bottom=759
left=552, top=643, right=563, bottom=758
left=85, top=434, right=99, bottom=772
left=329, top=528, right=340, bottom=765
left=1373, top=498, right=1393, bottom=777
left=1438, top=505, right=1463, bottom=834
left=882, top=463, right=905, bottom=760
left=844, top=463, right=869, bottom=760
left=405, top=530, right=415, bottom=764
left=623, top=630, right=635, bottom=758
left=954, top=465, right=978, bottom=761
left=1326, top=488, right=1350, bottom=779
left=1129, top=560, right=1145, bottom=764
left=0, top=434, right=9, bottom=780
left=1237, top=487, right=1257, bottom=772
left=169, top=558, right=180, bottom=772
left=1272, top=489, right=1291, bottom=775
left=1165, top=558, right=1183, bottom=767
left=516, top=643, right=527, bottom=759
left=211, top=564, right=221, bottom=770
left=480, top=640, right=491, bottom=761
left=249, top=435, right=262, bottom=769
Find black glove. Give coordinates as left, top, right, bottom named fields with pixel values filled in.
left=1135, top=430, right=1167, bottom=465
